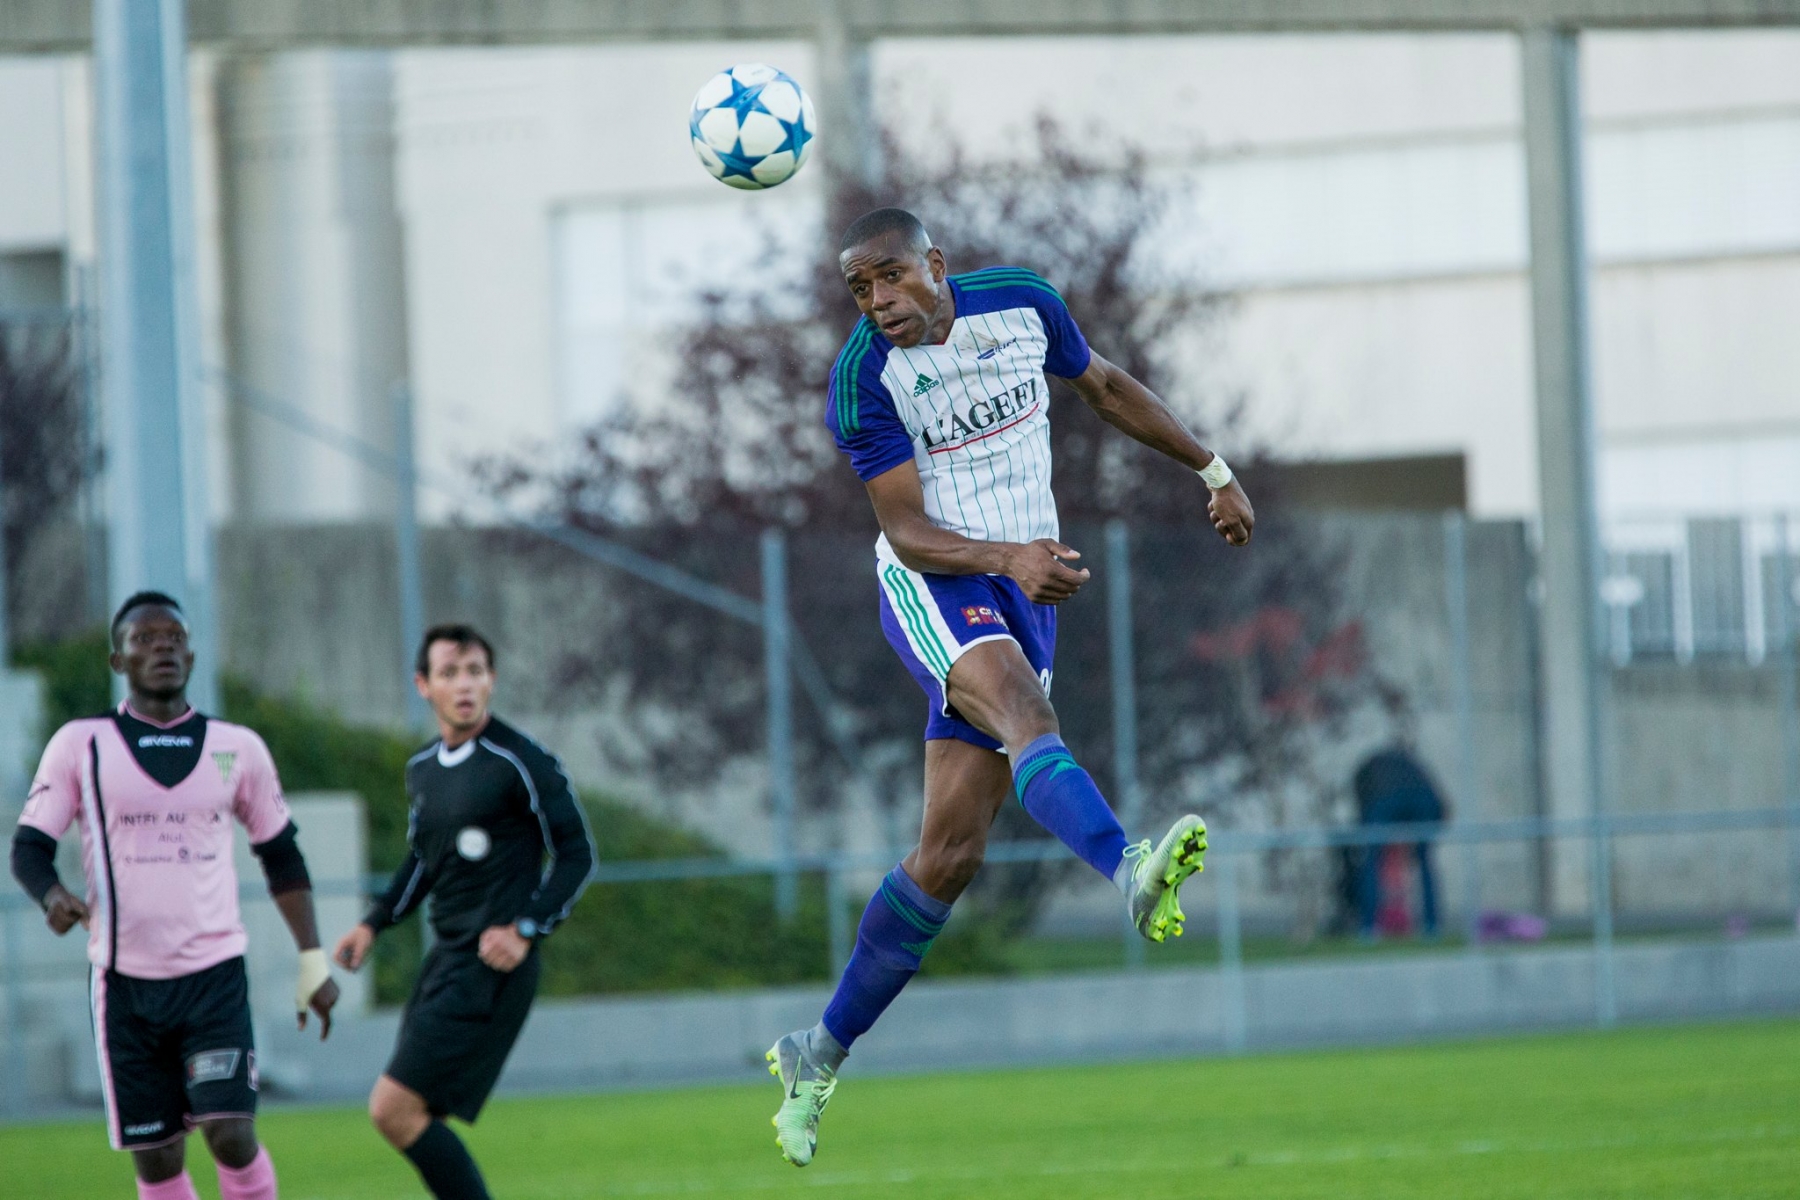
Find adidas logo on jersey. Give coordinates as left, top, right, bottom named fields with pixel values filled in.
left=911, top=374, right=940, bottom=397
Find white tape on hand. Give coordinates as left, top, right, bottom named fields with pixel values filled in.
left=296, top=948, right=331, bottom=1011
left=1198, top=454, right=1233, bottom=489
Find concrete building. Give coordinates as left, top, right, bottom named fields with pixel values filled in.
left=0, top=31, right=1797, bottom=816
left=3, top=32, right=1798, bottom=527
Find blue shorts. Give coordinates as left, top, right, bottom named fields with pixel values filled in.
left=876, top=558, right=1056, bottom=750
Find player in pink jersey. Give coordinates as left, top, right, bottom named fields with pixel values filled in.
left=9, top=593, right=341, bottom=1200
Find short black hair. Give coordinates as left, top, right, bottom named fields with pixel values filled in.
left=416, top=623, right=496, bottom=677
left=110, top=591, right=184, bottom=649
left=839, top=207, right=931, bottom=257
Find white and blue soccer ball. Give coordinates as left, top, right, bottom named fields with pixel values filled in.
left=689, top=64, right=817, bottom=190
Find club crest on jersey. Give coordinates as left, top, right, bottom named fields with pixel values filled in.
left=211, top=752, right=236, bottom=783
left=918, top=377, right=1038, bottom=453
left=911, top=373, right=940, bottom=398
left=962, top=605, right=1005, bottom=628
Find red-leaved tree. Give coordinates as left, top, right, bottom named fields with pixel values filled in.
left=480, top=121, right=1390, bottom=938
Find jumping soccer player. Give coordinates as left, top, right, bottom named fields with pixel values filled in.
left=767, top=208, right=1256, bottom=1165
left=333, top=624, right=596, bottom=1200
left=8, top=592, right=340, bottom=1200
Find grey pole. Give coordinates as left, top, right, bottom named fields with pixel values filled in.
left=1444, top=513, right=1483, bottom=948
left=72, top=266, right=109, bottom=625
left=1107, top=521, right=1146, bottom=968
left=1217, top=850, right=1247, bottom=1054
left=763, top=529, right=798, bottom=919
left=826, top=863, right=852, bottom=980
left=2, top=903, right=23, bottom=1114
left=1775, top=514, right=1800, bottom=921
left=813, top=0, right=880, bottom=188
left=0, top=413, right=9, bottom=669
left=94, top=0, right=218, bottom=712
left=1520, top=26, right=1614, bottom=1027
left=393, top=384, right=427, bottom=731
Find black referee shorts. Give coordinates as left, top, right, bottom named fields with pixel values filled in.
left=386, top=945, right=541, bottom=1122
left=90, top=956, right=258, bottom=1151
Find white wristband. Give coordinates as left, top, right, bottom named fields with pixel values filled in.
left=1198, top=454, right=1233, bottom=489
left=296, top=947, right=331, bottom=1011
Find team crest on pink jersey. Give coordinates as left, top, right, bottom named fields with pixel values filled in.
left=212, top=751, right=236, bottom=783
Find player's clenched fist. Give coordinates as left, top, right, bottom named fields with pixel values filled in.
left=334, top=922, right=376, bottom=971
left=1207, top=479, right=1255, bottom=547
left=1004, top=540, right=1092, bottom=605
left=42, top=883, right=89, bottom=935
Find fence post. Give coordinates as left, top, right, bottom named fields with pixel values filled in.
left=1217, top=850, right=1247, bottom=1054
left=393, top=384, right=427, bottom=731
left=3, top=901, right=25, bottom=1114
left=1776, top=514, right=1800, bottom=925
left=1444, top=513, right=1483, bottom=948
left=763, top=530, right=798, bottom=920
left=826, top=862, right=852, bottom=981
left=73, top=267, right=110, bottom=624
left=0, top=408, right=9, bottom=669
left=1107, top=521, right=1146, bottom=969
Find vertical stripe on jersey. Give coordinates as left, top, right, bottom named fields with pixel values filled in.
left=880, top=563, right=956, bottom=679
left=835, top=321, right=876, bottom=434
left=480, top=737, right=598, bottom=932
left=965, top=310, right=1026, bottom=536
left=89, top=968, right=123, bottom=1148
left=995, top=305, right=1056, bottom=541
left=876, top=302, right=1060, bottom=548
left=82, top=738, right=118, bottom=972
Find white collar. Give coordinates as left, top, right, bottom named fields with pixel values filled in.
left=437, top=740, right=477, bottom=768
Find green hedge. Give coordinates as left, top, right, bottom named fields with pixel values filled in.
left=11, top=632, right=1007, bottom=1003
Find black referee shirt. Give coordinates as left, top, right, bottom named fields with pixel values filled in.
left=364, top=717, right=596, bottom=951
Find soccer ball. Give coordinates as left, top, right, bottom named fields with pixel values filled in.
left=689, top=64, right=816, bottom=190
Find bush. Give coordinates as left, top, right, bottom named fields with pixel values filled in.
left=10, top=632, right=1009, bottom=1002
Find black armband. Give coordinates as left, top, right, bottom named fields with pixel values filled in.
left=11, top=827, right=63, bottom=907
left=251, top=822, right=312, bottom=896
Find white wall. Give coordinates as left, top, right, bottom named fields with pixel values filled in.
left=2, top=32, right=1797, bottom=525
left=0, top=58, right=66, bottom=255
left=393, top=42, right=820, bottom=520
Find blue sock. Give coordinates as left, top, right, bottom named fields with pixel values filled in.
left=820, top=865, right=951, bottom=1050
left=1013, top=733, right=1129, bottom=881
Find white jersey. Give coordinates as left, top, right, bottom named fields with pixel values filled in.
left=825, top=267, right=1093, bottom=562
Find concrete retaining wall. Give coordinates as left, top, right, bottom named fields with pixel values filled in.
left=33, top=934, right=1797, bottom=1109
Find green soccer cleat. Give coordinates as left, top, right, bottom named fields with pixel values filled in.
left=1124, top=814, right=1208, bottom=943
left=766, top=1031, right=837, bottom=1167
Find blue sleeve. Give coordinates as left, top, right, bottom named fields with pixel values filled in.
left=825, top=327, right=914, bottom=482
left=1034, top=286, right=1092, bottom=379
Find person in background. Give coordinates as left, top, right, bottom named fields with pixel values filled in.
left=1352, top=712, right=1448, bottom=940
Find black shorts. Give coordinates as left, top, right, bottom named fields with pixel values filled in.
left=90, top=956, right=258, bottom=1151
left=386, top=945, right=540, bottom=1123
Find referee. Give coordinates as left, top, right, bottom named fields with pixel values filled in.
left=333, top=624, right=596, bottom=1200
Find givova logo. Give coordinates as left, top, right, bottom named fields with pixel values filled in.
left=918, top=377, right=1038, bottom=452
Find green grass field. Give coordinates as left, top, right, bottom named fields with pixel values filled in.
left=5, top=1019, right=1794, bottom=1199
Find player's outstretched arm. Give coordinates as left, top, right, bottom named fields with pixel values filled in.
left=1065, top=352, right=1254, bottom=546
left=866, top=462, right=1092, bottom=604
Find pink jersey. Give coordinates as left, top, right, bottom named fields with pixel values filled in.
left=18, top=705, right=292, bottom=980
